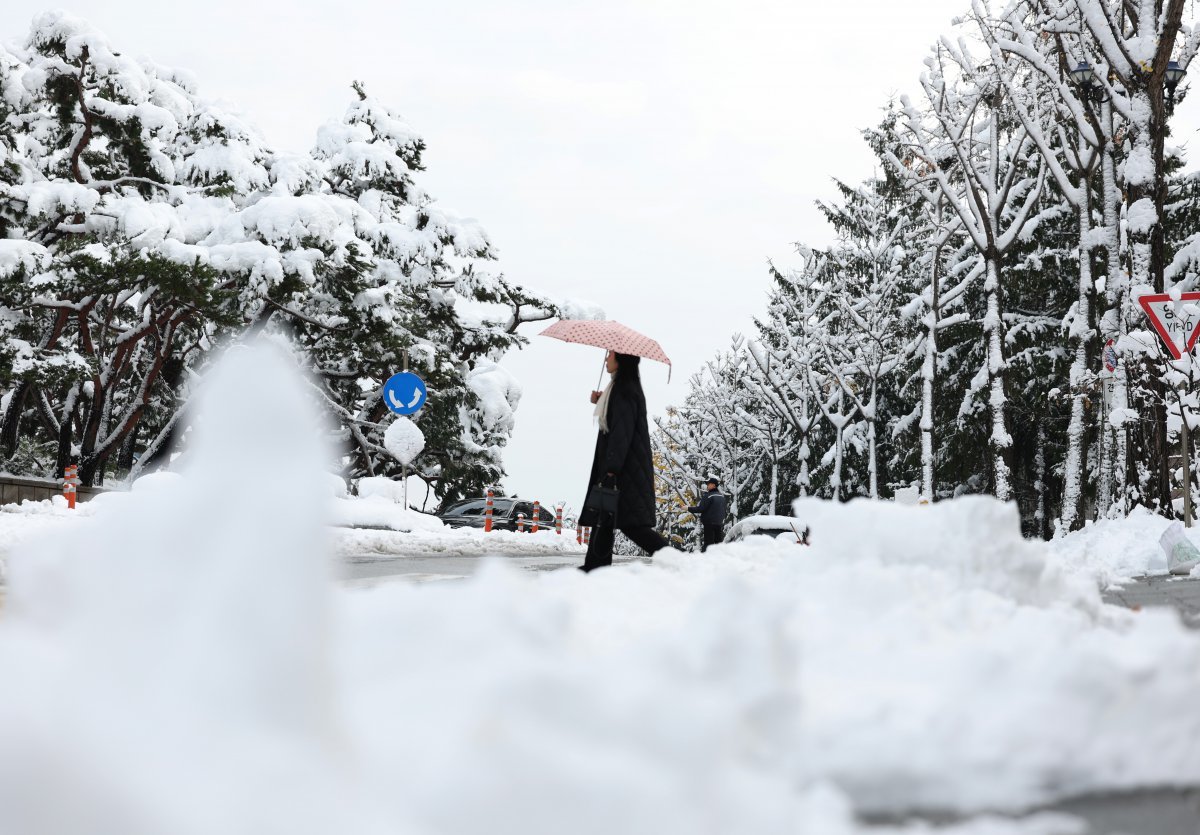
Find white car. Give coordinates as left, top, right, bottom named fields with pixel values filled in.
left=725, top=515, right=810, bottom=544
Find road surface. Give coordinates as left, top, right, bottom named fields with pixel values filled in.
left=340, top=551, right=581, bottom=584
left=1103, top=573, right=1200, bottom=628
left=342, top=549, right=1200, bottom=631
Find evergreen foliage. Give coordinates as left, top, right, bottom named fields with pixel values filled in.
left=0, top=12, right=576, bottom=498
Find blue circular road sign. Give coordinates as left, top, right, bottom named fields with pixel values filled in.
left=382, top=372, right=427, bottom=415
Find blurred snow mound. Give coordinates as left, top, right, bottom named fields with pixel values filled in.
left=129, top=472, right=184, bottom=493
left=0, top=344, right=391, bottom=835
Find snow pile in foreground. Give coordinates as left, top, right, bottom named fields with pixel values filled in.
left=0, top=347, right=1196, bottom=835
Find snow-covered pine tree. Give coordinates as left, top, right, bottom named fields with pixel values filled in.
left=746, top=252, right=830, bottom=499
left=0, top=12, right=265, bottom=485
left=298, top=82, right=570, bottom=502
left=0, top=13, right=578, bottom=499
left=816, top=178, right=913, bottom=498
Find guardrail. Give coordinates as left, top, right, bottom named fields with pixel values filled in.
left=0, top=474, right=108, bottom=506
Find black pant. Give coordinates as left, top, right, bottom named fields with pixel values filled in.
left=581, top=521, right=669, bottom=572
left=702, top=524, right=723, bottom=552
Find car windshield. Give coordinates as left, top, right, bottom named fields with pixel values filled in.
left=767, top=529, right=801, bottom=540
left=444, top=499, right=513, bottom=516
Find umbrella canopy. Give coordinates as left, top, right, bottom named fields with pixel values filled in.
left=540, top=319, right=672, bottom=371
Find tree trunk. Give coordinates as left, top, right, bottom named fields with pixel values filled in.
left=920, top=233, right=941, bottom=503
left=1099, top=96, right=1130, bottom=515
left=1123, top=85, right=1174, bottom=514
left=769, top=458, right=778, bottom=516
left=0, top=381, right=31, bottom=459
left=867, top=398, right=878, bottom=500
left=54, top=385, right=79, bottom=480
left=984, top=257, right=1013, bottom=501
left=1060, top=202, right=1094, bottom=531
left=1035, top=423, right=1047, bottom=539
left=117, top=420, right=139, bottom=472
left=127, top=410, right=181, bottom=481
left=832, top=423, right=844, bottom=502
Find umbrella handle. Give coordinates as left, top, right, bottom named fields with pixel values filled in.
left=595, top=355, right=606, bottom=391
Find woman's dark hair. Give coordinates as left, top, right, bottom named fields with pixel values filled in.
left=613, top=352, right=642, bottom=381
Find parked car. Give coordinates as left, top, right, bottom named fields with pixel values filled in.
left=725, top=515, right=809, bottom=544
left=438, top=497, right=557, bottom=532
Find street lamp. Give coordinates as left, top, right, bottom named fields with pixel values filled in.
left=1166, top=60, right=1186, bottom=94
left=1164, top=59, right=1187, bottom=114
left=1069, top=60, right=1107, bottom=102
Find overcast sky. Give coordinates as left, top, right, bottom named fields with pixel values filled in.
left=20, top=0, right=1187, bottom=510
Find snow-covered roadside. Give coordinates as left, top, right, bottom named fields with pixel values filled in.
left=1048, top=506, right=1200, bottom=585
left=329, top=495, right=448, bottom=533
left=329, top=483, right=585, bottom=558
left=0, top=481, right=584, bottom=578
left=330, top=477, right=585, bottom=558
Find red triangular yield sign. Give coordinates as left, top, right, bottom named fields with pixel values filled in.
left=1138, top=292, right=1200, bottom=360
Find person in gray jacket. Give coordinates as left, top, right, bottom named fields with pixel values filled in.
left=688, top=478, right=727, bottom=552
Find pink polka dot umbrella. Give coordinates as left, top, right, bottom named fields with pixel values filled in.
left=540, top=319, right=672, bottom=381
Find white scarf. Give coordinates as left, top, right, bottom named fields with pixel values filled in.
left=593, top=378, right=615, bottom=433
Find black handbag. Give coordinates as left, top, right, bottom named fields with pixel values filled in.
left=584, top=484, right=619, bottom=521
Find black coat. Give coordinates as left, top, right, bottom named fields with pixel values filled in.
left=688, top=489, right=727, bottom=526
left=579, top=378, right=656, bottom=528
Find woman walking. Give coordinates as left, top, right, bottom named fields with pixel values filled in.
left=578, top=350, right=669, bottom=572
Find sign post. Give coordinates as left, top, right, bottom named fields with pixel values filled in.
left=1138, top=292, right=1200, bottom=527
left=382, top=353, right=428, bottom=512
left=1186, top=394, right=1193, bottom=529
left=1098, top=339, right=1118, bottom=512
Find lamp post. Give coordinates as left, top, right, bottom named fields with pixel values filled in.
left=1069, top=61, right=1106, bottom=103
left=1069, top=60, right=1093, bottom=87
left=1165, top=60, right=1186, bottom=88
left=1068, top=58, right=1188, bottom=106
left=1165, top=60, right=1186, bottom=112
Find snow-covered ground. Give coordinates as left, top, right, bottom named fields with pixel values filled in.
left=0, top=346, right=1197, bottom=835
